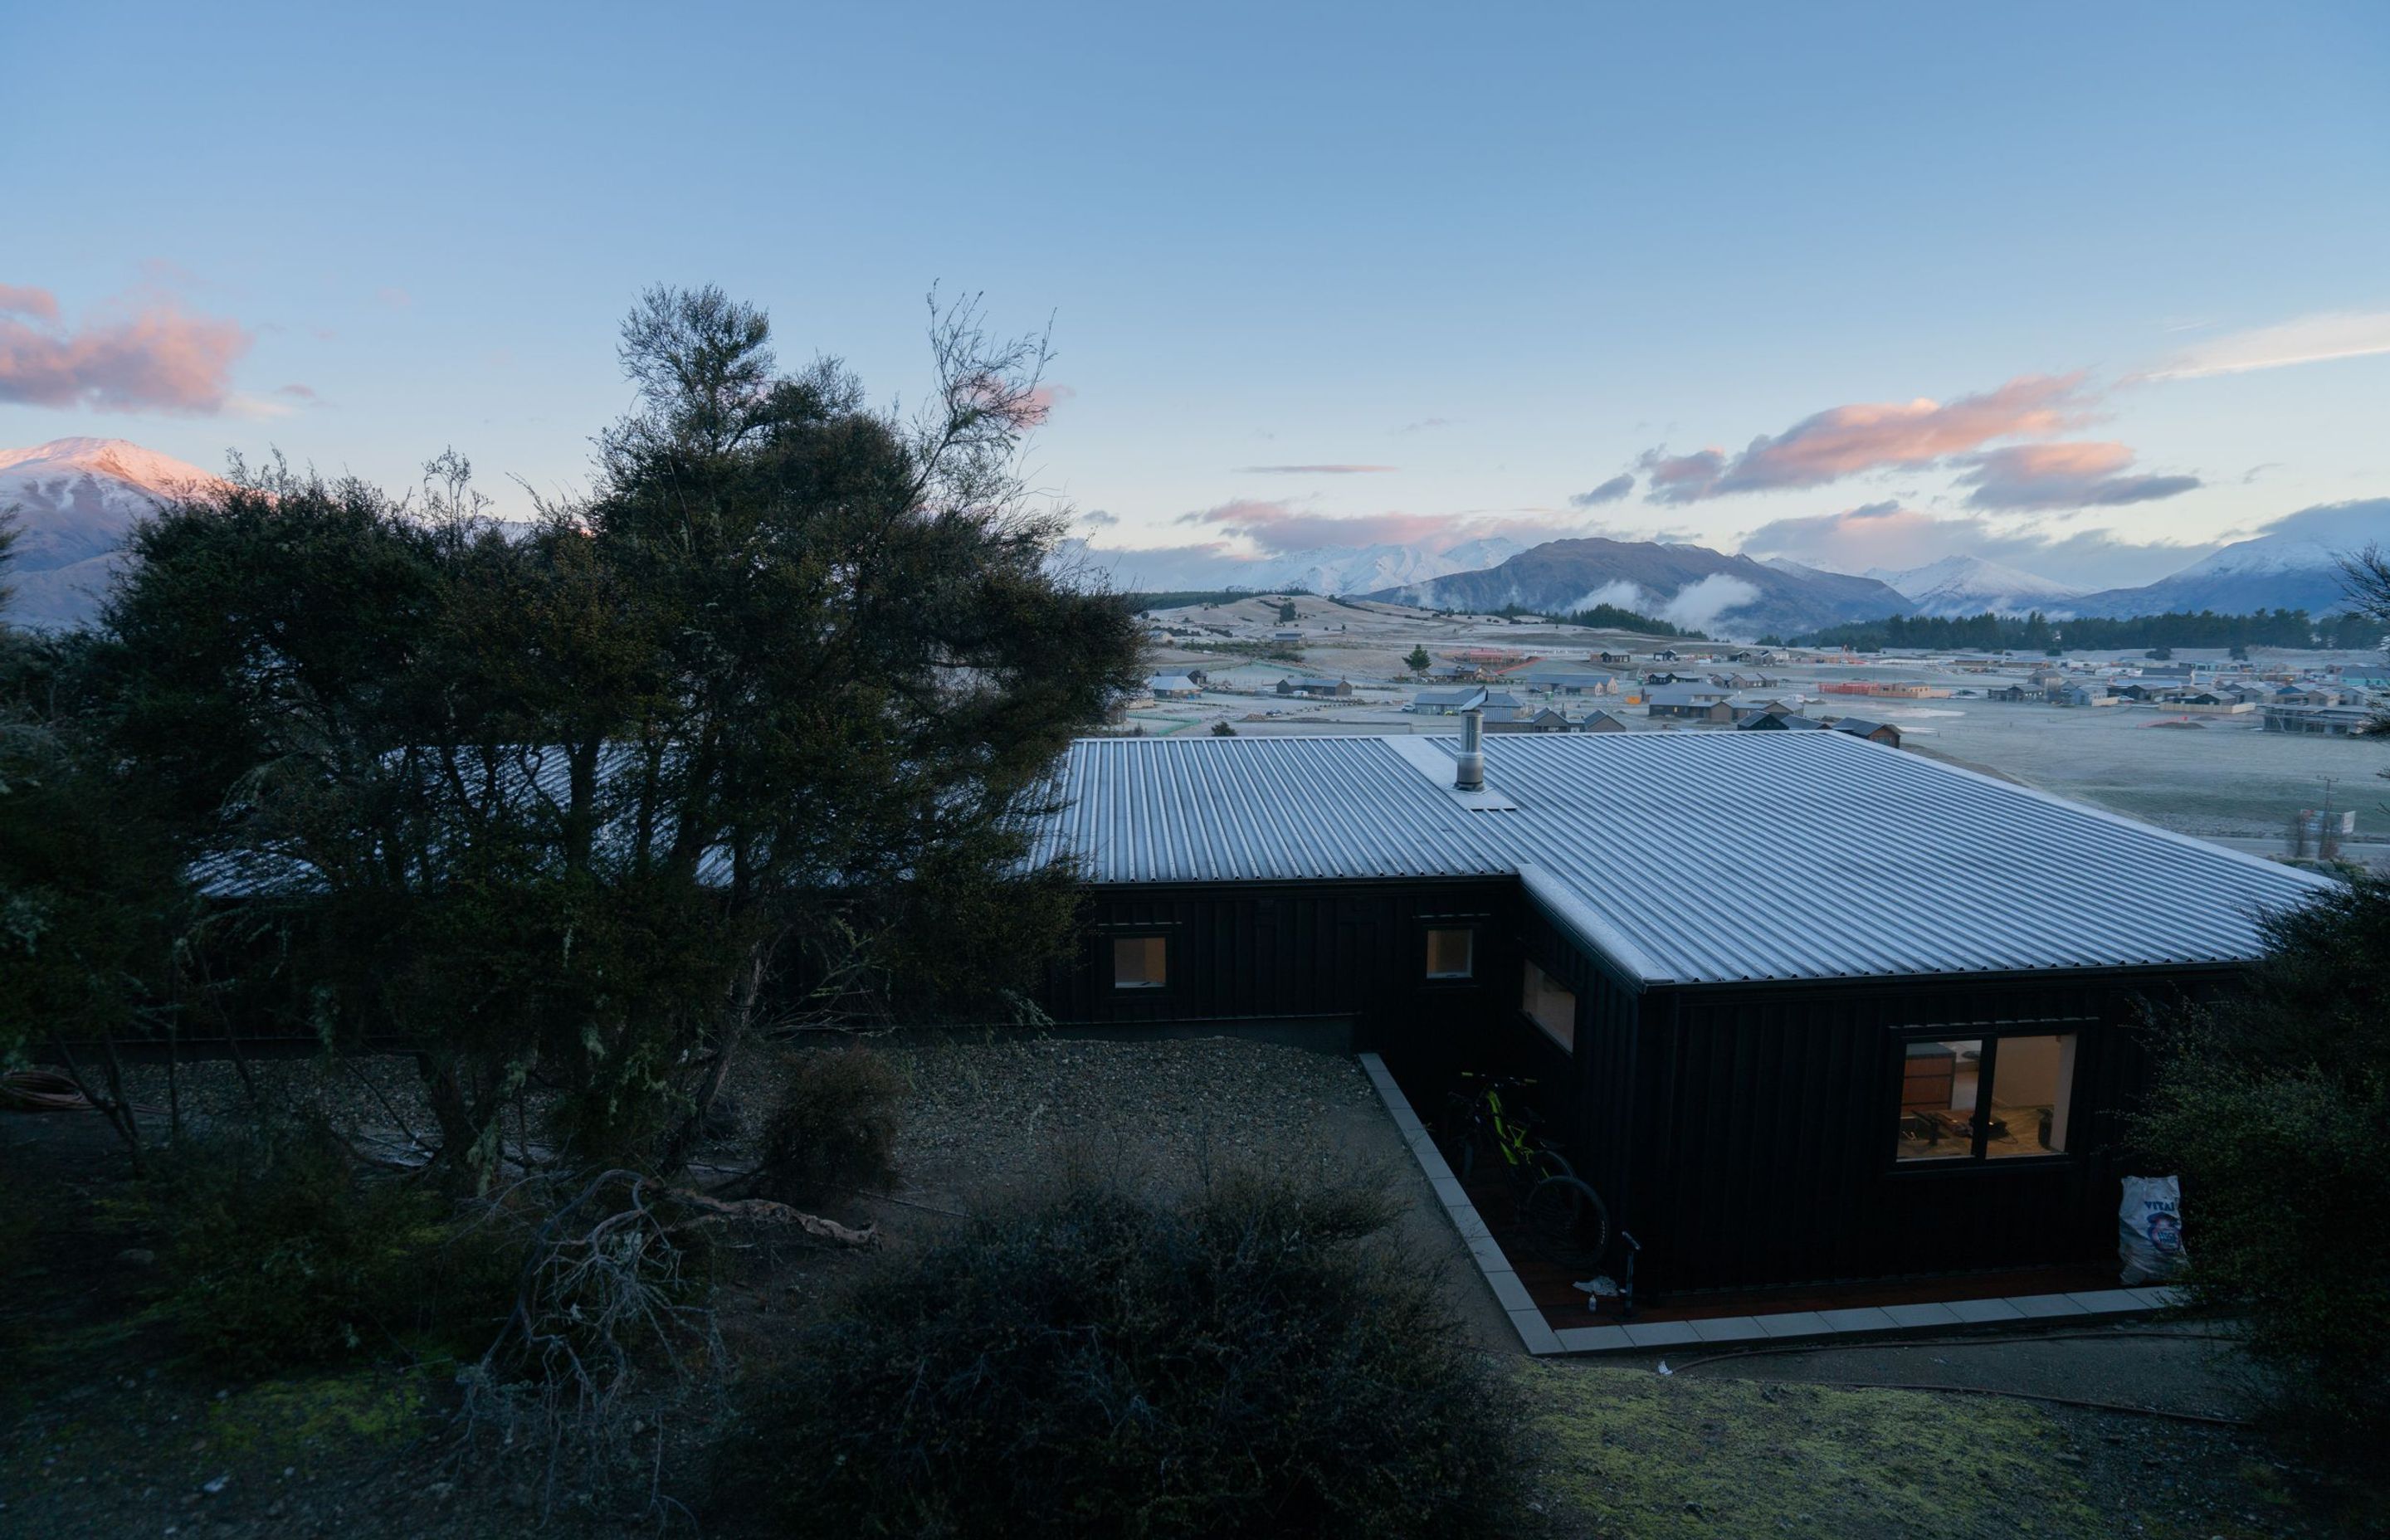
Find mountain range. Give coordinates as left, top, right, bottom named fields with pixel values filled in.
left=1859, top=555, right=2088, bottom=618
left=4, top=438, right=2384, bottom=639
left=1367, top=537, right=1911, bottom=636
left=0, top=438, right=228, bottom=629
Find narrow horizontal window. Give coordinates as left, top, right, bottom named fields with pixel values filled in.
left=1112, top=935, right=1168, bottom=990
left=1521, top=958, right=1576, bottom=1052
left=1425, top=927, right=1475, bottom=979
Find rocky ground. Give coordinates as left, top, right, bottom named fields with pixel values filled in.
left=2, top=1037, right=2377, bottom=1538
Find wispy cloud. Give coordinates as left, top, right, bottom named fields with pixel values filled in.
left=0, top=280, right=254, bottom=414
left=1569, top=474, right=1635, bottom=508
left=1640, top=374, right=2094, bottom=504
left=1953, top=441, right=2199, bottom=510
left=1394, top=417, right=1455, bottom=435
left=0, top=285, right=61, bottom=323
left=1174, top=499, right=1572, bottom=555
left=2140, top=309, right=2390, bottom=381
left=1737, top=500, right=2213, bottom=589
left=1234, top=464, right=1398, bottom=475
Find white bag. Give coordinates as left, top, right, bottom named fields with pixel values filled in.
left=2119, top=1174, right=2188, bottom=1284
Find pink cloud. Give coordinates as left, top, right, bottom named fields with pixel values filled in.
left=1642, top=374, right=2095, bottom=503
left=0, top=283, right=253, bottom=414
left=1955, top=441, right=2199, bottom=509
left=0, top=284, right=60, bottom=323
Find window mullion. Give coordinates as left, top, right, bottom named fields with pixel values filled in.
left=1972, top=1037, right=2000, bottom=1161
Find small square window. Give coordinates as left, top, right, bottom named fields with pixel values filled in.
left=1112, top=935, right=1168, bottom=990
left=1425, top=927, right=1475, bottom=979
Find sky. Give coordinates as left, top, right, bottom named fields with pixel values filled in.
left=6, top=0, right=2389, bottom=588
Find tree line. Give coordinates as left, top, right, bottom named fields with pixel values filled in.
left=1791, top=606, right=2383, bottom=654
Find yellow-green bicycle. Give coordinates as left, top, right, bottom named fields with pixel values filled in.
left=1437, top=1072, right=1611, bottom=1270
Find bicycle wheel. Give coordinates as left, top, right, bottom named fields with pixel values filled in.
left=1522, top=1175, right=1610, bottom=1271
left=1525, top=1145, right=1576, bottom=1185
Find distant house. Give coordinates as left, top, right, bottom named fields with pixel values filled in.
left=1646, top=684, right=1735, bottom=721
left=1735, top=709, right=1826, bottom=731
left=1527, top=670, right=1618, bottom=696
left=1832, top=718, right=1904, bottom=748
left=1990, top=684, right=2042, bottom=704
left=1275, top=675, right=1353, bottom=698
left=1476, top=690, right=1524, bottom=715
left=1578, top=709, right=1632, bottom=733
left=1145, top=675, right=1202, bottom=699
left=2263, top=704, right=2377, bottom=737
left=1485, top=706, right=1578, bottom=734
left=1652, top=648, right=1683, bottom=662
left=2054, top=685, right=2119, bottom=708
left=1414, top=686, right=1489, bottom=716
left=1272, top=629, right=1303, bottom=644
left=1425, top=662, right=1484, bottom=683
left=1597, top=651, right=1634, bottom=665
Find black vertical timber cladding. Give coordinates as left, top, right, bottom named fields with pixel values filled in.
left=1041, top=879, right=1519, bottom=1068
left=1038, top=880, right=2235, bottom=1296
left=1630, top=968, right=2229, bottom=1296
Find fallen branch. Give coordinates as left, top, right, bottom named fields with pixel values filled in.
left=636, top=1178, right=877, bottom=1246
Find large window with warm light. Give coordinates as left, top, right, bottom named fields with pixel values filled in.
left=1895, top=1032, right=2077, bottom=1162
left=1521, top=959, right=1576, bottom=1051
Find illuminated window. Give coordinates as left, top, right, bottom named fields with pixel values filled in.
left=1112, top=935, right=1168, bottom=990
left=1521, top=959, right=1576, bottom=1051
left=1896, top=1033, right=2076, bottom=1162
left=1426, top=928, right=1475, bottom=979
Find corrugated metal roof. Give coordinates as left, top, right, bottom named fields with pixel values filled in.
left=1032, top=731, right=2333, bottom=987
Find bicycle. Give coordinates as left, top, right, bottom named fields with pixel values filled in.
left=1437, top=1072, right=1611, bottom=1272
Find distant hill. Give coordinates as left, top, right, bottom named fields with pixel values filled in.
left=2058, top=500, right=2388, bottom=618
left=1864, top=555, right=2086, bottom=617
left=1067, top=534, right=1529, bottom=598
left=1367, top=537, right=1913, bottom=639
left=0, top=437, right=227, bottom=628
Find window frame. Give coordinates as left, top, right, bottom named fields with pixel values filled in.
left=1885, top=1021, right=2089, bottom=1173
left=1519, top=956, right=1578, bottom=1055
left=1422, top=924, right=1477, bottom=982
left=1106, top=931, right=1173, bottom=993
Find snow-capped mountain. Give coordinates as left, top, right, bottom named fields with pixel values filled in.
left=0, top=437, right=227, bottom=628
left=2063, top=499, right=2389, bottom=617
left=1261, top=536, right=1529, bottom=597
left=1067, top=534, right=1531, bottom=597
left=1863, top=555, right=2085, bottom=617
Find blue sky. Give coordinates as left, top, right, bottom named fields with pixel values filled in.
left=6, top=1, right=2388, bottom=585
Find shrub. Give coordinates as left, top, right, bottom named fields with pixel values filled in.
left=150, top=1118, right=515, bottom=1372
left=2133, top=875, right=2390, bottom=1445
left=750, top=1045, right=905, bottom=1205
left=718, top=1173, right=1519, bottom=1538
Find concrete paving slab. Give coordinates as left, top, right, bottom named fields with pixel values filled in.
left=1755, top=1311, right=1833, bottom=1338
left=1689, top=1315, right=1770, bottom=1343
left=1945, top=1296, right=2027, bottom=1324
left=1622, top=1319, right=1700, bottom=1348
left=1818, top=1306, right=1898, bottom=1333
left=1882, top=1301, right=1963, bottom=1329
left=2007, top=1292, right=2090, bottom=1318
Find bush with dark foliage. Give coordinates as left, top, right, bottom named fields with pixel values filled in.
left=751, top=1045, right=905, bottom=1204
left=149, top=1119, right=515, bottom=1372
left=2134, top=875, right=2390, bottom=1445
left=719, top=1173, right=1519, bottom=1538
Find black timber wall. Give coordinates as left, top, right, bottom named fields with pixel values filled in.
left=1625, top=967, right=2231, bottom=1297
left=1043, top=879, right=1521, bottom=1070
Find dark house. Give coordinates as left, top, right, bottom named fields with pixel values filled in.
left=1275, top=675, right=1354, bottom=698
left=1646, top=685, right=1734, bottom=723
left=1831, top=717, right=1904, bottom=748
left=1027, top=729, right=2324, bottom=1303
